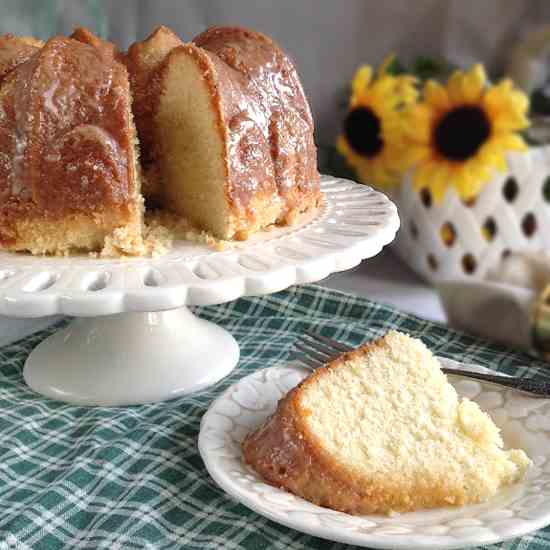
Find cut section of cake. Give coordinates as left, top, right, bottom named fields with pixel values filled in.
left=0, top=33, right=143, bottom=255
left=242, top=331, right=530, bottom=515
left=125, top=26, right=183, bottom=203
left=127, top=26, right=321, bottom=240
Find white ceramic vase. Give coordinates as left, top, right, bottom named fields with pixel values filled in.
left=389, top=145, right=550, bottom=283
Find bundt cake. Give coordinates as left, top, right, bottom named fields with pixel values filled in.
left=243, top=331, right=530, bottom=515
left=0, top=25, right=320, bottom=254
left=0, top=32, right=142, bottom=255
left=126, top=26, right=320, bottom=240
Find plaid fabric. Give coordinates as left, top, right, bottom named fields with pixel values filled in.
left=0, top=284, right=549, bottom=550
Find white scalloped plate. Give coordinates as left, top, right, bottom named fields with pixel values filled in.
left=199, top=359, right=550, bottom=549
left=0, top=176, right=399, bottom=317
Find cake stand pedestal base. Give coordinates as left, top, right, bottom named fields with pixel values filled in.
left=23, top=307, right=239, bottom=406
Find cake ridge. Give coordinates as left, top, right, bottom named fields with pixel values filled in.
left=0, top=31, right=143, bottom=254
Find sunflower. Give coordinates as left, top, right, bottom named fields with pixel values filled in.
left=337, top=59, right=418, bottom=187
left=403, top=64, right=529, bottom=202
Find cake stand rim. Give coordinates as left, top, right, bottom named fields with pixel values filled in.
left=0, top=176, right=400, bottom=317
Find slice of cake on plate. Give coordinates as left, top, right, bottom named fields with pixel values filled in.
left=242, top=330, right=530, bottom=514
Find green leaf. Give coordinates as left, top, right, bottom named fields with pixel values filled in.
left=384, top=57, right=407, bottom=76
left=412, top=56, right=451, bottom=81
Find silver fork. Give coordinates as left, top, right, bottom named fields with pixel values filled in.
left=294, top=330, right=550, bottom=398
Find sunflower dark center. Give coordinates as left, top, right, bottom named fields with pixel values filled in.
left=434, top=106, right=491, bottom=161
left=344, top=107, right=383, bottom=157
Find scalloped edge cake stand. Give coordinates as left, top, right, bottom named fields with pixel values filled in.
left=0, top=176, right=399, bottom=406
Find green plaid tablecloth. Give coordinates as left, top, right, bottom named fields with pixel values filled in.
left=1, top=284, right=549, bottom=549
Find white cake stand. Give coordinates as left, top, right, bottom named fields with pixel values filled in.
left=0, top=176, right=399, bottom=405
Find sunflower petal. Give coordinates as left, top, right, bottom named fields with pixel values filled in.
left=447, top=70, right=466, bottom=104
left=497, top=133, right=528, bottom=151
left=424, top=80, right=451, bottom=112
left=370, top=76, right=399, bottom=102
left=429, top=164, right=450, bottom=202
left=351, top=66, right=373, bottom=97
left=462, top=64, right=486, bottom=103
left=400, top=145, right=432, bottom=167
left=483, top=151, right=508, bottom=172
left=453, top=165, right=475, bottom=200
left=336, top=135, right=351, bottom=156
left=394, top=76, right=419, bottom=106
left=492, top=112, right=530, bottom=132
left=509, top=90, right=529, bottom=113
left=403, top=105, right=433, bottom=142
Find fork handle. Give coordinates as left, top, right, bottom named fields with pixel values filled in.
left=443, top=368, right=550, bottom=398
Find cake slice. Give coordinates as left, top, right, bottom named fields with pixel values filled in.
left=126, top=26, right=320, bottom=240
left=243, top=331, right=530, bottom=514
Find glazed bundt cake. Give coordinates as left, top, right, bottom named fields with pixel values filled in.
left=0, top=25, right=320, bottom=254
left=126, top=26, right=320, bottom=240
left=0, top=32, right=142, bottom=255
left=243, top=331, right=530, bottom=514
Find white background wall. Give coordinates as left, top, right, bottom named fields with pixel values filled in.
left=3, top=0, right=550, bottom=147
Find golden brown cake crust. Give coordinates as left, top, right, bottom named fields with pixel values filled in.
left=69, top=27, right=120, bottom=60
left=124, top=26, right=183, bottom=174
left=0, top=34, right=44, bottom=84
left=194, top=26, right=321, bottom=222
left=0, top=34, right=141, bottom=252
left=242, top=338, right=477, bottom=515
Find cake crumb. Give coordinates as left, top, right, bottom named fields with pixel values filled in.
left=100, top=225, right=145, bottom=258
left=97, top=211, right=231, bottom=258
left=99, top=222, right=172, bottom=258
left=143, top=221, right=173, bottom=258
left=145, top=210, right=231, bottom=251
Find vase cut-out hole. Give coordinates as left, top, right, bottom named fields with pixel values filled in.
left=522, top=212, right=537, bottom=238
left=462, top=253, right=477, bottom=274
left=463, top=197, right=477, bottom=207
left=440, top=222, right=456, bottom=247
left=503, top=177, right=519, bottom=202
left=544, top=176, right=550, bottom=202
left=427, top=254, right=438, bottom=271
left=410, top=221, right=419, bottom=239
left=482, top=217, right=497, bottom=241
left=420, top=188, right=432, bottom=208
left=502, top=249, right=511, bottom=259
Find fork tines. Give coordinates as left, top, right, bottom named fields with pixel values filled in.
left=294, top=331, right=354, bottom=370
left=295, top=331, right=550, bottom=398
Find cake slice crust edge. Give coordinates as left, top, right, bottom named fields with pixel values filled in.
left=242, top=331, right=530, bottom=515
